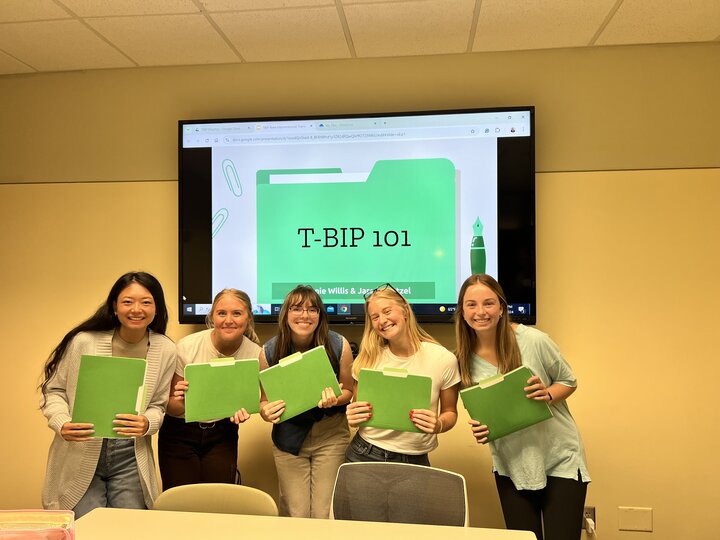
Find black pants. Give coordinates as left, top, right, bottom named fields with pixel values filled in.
left=495, top=472, right=588, bottom=540
left=158, top=415, right=239, bottom=490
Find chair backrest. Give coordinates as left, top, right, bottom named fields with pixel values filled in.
left=153, top=483, right=278, bottom=516
left=330, top=462, right=468, bottom=526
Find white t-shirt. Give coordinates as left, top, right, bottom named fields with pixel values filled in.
left=355, top=341, right=460, bottom=455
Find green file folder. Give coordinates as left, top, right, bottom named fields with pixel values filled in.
left=460, top=366, right=553, bottom=441
left=258, top=346, right=341, bottom=422
left=256, top=158, right=457, bottom=305
left=184, top=358, right=260, bottom=422
left=71, top=355, right=147, bottom=439
left=356, top=368, right=432, bottom=433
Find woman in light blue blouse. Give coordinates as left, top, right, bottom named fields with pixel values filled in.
left=455, top=274, right=590, bottom=540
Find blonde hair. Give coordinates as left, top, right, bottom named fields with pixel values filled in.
left=454, top=274, right=521, bottom=387
left=353, top=286, right=439, bottom=378
left=206, top=288, right=260, bottom=345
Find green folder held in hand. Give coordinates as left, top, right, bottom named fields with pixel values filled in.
left=460, top=365, right=553, bottom=441
left=184, top=358, right=260, bottom=422
left=71, top=355, right=147, bottom=439
left=258, top=346, right=341, bottom=422
left=357, top=368, right=432, bottom=433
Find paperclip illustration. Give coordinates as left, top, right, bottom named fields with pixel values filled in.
left=212, top=208, right=229, bottom=238
left=223, top=159, right=243, bottom=197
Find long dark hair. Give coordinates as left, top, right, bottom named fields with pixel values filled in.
left=40, top=271, right=169, bottom=400
left=275, top=285, right=338, bottom=368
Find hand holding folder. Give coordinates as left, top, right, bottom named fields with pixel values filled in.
left=460, top=366, right=553, bottom=441
left=258, top=346, right=341, bottom=422
left=356, top=368, right=432, bottom=433
left=71, top=355, right=147, bottom=439
left=184, top=358, right=260, bottom=422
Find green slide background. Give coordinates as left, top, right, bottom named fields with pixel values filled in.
left=256, top=158, right=456, bottom=304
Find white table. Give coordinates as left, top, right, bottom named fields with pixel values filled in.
left=76, top=508, right=536, bottom=539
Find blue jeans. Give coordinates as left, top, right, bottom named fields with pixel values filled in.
left=344, top=433, right=430, bottom=465
left=73, top=439, right=145, bottom=518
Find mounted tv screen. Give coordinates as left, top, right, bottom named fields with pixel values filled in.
left=179, top=106, right=535, bottom=324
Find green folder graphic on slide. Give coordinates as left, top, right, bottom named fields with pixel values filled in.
left=256, top=158, right=456, bottom=304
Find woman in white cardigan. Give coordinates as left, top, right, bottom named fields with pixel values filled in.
left=40, top=271, right=176, bottom=518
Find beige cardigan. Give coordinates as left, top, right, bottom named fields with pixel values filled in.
left=41, top=329, right=176, bottom=510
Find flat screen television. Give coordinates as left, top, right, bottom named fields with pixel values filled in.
left=179, top=106, right=535, bottom=324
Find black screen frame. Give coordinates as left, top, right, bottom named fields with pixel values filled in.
left=179, top=106, right=535, bottom=325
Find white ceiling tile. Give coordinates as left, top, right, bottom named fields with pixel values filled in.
left=58, top=0, right=199, bottom=17
left=202, top=0, right=334, bottom=10
left=212, top=7, right=350, bottom=62
left=0, top=0, right=718, bottom=75
left=0, top=0, right=69, bottom=22
left=87, top=14, right=239, bottom=66
left=597, top=0, right=720, bottom=45
left=473, top=0, right=618, bottom=52
left=0, top=20, right=134, bottom=72
left=345, top=0, right=475, bottom=58
left=0, top=50, right=35, bottom=75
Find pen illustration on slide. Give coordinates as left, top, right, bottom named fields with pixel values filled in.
left=470, top=217, right=486, bottom=275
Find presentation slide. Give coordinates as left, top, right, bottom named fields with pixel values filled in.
left=209, top=134, right=497, bottom=313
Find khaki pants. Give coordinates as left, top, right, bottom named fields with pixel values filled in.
left=272, top=413, right=350, bottom=518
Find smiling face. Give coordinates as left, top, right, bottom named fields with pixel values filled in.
left=287, top=298, right=320, bottom=340
left=113, top=282, right=156, bottom=339
left=367, top=295, right=408, bottom=343
left=211, top=294, right=250, bottom=345
left=461, top=282, right=503, bottom=336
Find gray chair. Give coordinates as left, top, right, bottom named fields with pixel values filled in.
left=330, top=462, right=468, bottom=526
left=153, top=483, right=278, bottom=516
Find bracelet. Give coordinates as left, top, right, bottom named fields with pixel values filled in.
left=436, top=418, right=444, bottom=434
left=547, top=391, right=553, bottom=404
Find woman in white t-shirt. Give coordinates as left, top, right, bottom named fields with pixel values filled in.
left=158, top=289, right=262, bottom=489
left=345, top=283, right=460, bottom=464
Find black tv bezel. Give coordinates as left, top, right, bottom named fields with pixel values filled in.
left=179, top=106, right=536, bottom=325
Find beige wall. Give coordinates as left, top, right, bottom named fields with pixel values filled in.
left=1, top=43, right=719, bottom=539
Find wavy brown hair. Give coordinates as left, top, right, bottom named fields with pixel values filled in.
left=274, top=285, right=337, bottom=368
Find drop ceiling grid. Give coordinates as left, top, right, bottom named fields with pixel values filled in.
left=87, top=14, right=240, bottom=66
left=212, top=7, right=352, bottom=62
left=0, top=0, right=719, bottom=75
